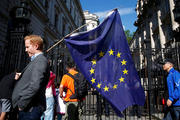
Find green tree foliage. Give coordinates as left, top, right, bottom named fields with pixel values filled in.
left=124, top=30, right=134, bottom=44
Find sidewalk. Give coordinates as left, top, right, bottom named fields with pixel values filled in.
left=82, top=114, right=163, bottom=120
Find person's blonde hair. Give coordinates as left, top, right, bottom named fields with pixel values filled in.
left=24, top=35, right=43, bottom=50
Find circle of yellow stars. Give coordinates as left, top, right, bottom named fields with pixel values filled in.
left=89, top=49, right=128, bottom=92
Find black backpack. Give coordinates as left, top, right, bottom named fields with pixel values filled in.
left=66, top=72, right=88, bottom=100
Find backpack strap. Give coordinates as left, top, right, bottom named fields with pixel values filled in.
left=66, top=73, right=76, bottom=95
left=66, top=73, right=75, bottom=80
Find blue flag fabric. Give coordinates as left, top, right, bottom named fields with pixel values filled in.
left=65, top=9, right=145, bottom=115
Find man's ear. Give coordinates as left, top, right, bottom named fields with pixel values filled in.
left=34, top=44, right=39, bottom=50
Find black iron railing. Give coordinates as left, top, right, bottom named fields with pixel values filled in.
left=81, top=48, right=179, bottom=120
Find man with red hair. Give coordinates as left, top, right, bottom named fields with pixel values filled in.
left=12, top=35, right=50, bottom=120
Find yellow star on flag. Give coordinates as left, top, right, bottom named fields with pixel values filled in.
left=89, top=68, right=95, bottom=74
left=119, top=77, right=125, bottom=82
left=123, top=69, right=128, bottom=75
left=97, top=83, right=101, bottom=88
left=121, top=59, right=127, bottom=65
left=108, top=49, right=114, bottom=55
left=104, top=86, right=109, bottom=92
left=91, top=59, right=96, bottom=65
left=113, top=84, right=118, bottom=89
left=99, top=51, right=104, bottom=57
left=91, top=77, right=96, bottom=84
left=116, top=52, right=121, bottom=58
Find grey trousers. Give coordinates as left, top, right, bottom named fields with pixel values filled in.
left=62, top=101, right=83, bottom=120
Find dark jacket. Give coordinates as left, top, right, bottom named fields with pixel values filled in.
left=0, top=73, right=16, bottom=99
left=12, top=54, right=50, bottom=111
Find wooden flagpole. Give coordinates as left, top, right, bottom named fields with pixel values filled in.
left=46, top=21, right=92, bottom=53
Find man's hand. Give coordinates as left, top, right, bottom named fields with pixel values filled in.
left=15, top=72, right=21, bottom=80
left=167, top=99, right=172, bottom=107
left=60, top=93, right=63, bottom=98
left=19, top=107, right=22, bottom=111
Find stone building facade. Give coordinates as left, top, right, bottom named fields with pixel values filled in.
left=84, top=11, right=99, bottom=31
left=129, top=1, right=180, bottom=117
left=0, top=0, right=85, bottom=81
left=130, top=0, right=180, bottom=71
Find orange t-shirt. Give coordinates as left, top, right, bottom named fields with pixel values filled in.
left=60, top=69, right=78, bottom=102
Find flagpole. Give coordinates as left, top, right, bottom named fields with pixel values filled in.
left=46, top=21, right=92, bottom=53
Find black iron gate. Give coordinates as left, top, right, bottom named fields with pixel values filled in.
left=81, top=47, right=180, bottom=120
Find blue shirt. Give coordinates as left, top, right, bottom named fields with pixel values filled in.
left=167, top=68, right=180, bottom=106
left=31, top=52, right=43, bottom=61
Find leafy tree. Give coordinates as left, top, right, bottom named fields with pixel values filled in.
left=124, top=30, right=134, bottom=44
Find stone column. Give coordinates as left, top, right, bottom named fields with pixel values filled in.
left=157, top=10, right=166, bottom=48
left=138, top=37, right=143, bottom=70
left=149, top=21, right=155, bottom=49
left=168, top=0, right=179, bottom=30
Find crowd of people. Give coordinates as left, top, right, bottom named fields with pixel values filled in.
left=0, top=35, right=83, bottom=120
left=0, top=34, right=180, bottom=120
left=0, top=69, right=67, bottom=120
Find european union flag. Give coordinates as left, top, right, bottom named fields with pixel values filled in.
left=65, top=9, right=145, bottom=116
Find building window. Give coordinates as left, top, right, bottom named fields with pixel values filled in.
left=63, top=0, right=66, bottom=4
left=154, top=33, right=161, bottom=49
left=54, top=13, right=58, bottom=29
left=58, top=12, right=62, bottom=32
left=62, top=18, right=66, bottom=36
left=45, top=0, right=49, bottom=11
left=69, top=27, right=72, bottom=33
left=164, top=0, right=170, bottom=13
left=92, top=23, right=95, bottom=28
left=166, top=24, right=173, bottom=41
left=70, top=1, right=72, bottom=14
left=73, top=8, right=76, bottom=20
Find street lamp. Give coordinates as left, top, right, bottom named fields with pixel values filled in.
left=7, top=0, right=32, bottom=72
left=10, top=1, right=31, bottom=24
